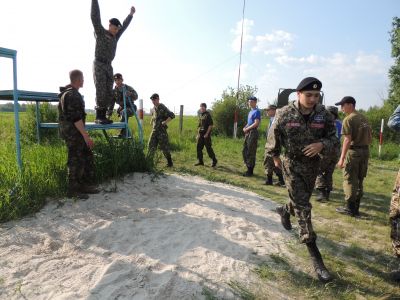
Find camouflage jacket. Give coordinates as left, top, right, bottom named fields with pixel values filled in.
left=58, top=85, right=86, bottom=138
left=113, top=84, right=138, bottom=108
left=198, top=111, right=213, bottom=133
left=151, top=103, right=175, bottom=131
left=265, top=100, right=339, bottom=160
left=91, top=0, right=133, bottom=63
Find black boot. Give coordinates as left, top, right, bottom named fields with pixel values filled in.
left=95, top=109, right=113, bottom=125
left=276, top=205, right=292, bottom=230
left=67, top=183, right=89, bottom=200
left=211, top=158, right=218, bottom=167
left=390, top=270, right=400, bottom=282
left=306, top=241, right=333, bottom=283
left=316, top=188, right=327, bottom=202
left=167, top=157, right=173, bottom=167
left=243, top=166, right=254, bottom=177
left=336, top=202, right=356, bottom=217
left=265, top=175, right=273, bottom=185
left=276, top=174, right=285, bottom=186
left=194, top=160, right=204, bottom=166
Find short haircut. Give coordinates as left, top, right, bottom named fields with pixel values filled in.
left=69, top=69, right=83, bottom=83
left=200, top=103, right=207, bottom=108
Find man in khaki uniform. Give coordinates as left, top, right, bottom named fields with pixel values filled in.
left=335, top=96, right=372, bottom=217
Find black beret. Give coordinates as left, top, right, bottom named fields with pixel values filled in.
left=335, top=96, right=356, bottom=106
left=248, top=96, right=258, bottom=101
left=296, top=77, right=322, bottom=92
left=113, top=73, right=123, bottom=80
left=109, top=18, right=122, bottom=28
left=150, top=93, right=159, bottom=100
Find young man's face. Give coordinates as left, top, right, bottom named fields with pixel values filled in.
left=151, top=97, right=160, bottom=106
left=77, top=76, right=84, bottom=88
left=297, top=91, right=320, bottom=109
left=200, top=105, right=206, bottom=113
left=108, top=24, right=120, bottom=36
left=341, top=103, right=353, bottom=114
left=248, top=100, right=257, bottom=108
left=266, top=109, right=276, bottom=117
left=114, top=78, right=123, bottom=87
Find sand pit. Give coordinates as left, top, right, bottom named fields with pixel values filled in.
left=0, top=173, right=294, bottom=299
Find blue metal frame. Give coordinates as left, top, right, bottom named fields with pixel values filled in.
left=0, top=47, right=22, bottom=169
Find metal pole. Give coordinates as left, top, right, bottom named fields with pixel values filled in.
left=234, top=0, right=246, bottom=138
left=12, top=51, right=22, bottom=170
left=179, top=105, right=184, bottom=134
left=379, top=118, right=384, bottom=159
left=138, top=98, right=143, bottom=126
left=35, top=101, right=41, bottom=143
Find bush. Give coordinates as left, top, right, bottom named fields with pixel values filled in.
left=212, top=85, right=258, bottom=137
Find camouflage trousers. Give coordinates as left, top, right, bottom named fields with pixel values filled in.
left=343, top=148, right=369, bottom=211
left=390, top=168, right=400, bottom=257
left=315, top=151, right=340, bottom=191
left=263, top=153, right=283, bottom=177
left=93, top=61, right=113, bottom=111
left=242, top=129, right=259, bottom=168
left=281, top=156, right=320, bottom=243
left=65, top=133, right=95, bottom=187
left=148, top=128, right=172, bottom=161
left=197, top=133, right=216, bottom=162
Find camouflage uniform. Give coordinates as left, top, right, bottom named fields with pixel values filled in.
left=148, top=103, right=175, bottom=162
left=266, top=100, right=339, bottom=243
left=263, top=154, right=283, bottom=177
left=91, top=0, right=133, bottom=112
left=107, top=83, right=138, bottom=122
left=388, top=105, right=400, bottom=257
left=58, top=85, right=95, bottom=188
left=197, top=110, right=217, bottom=163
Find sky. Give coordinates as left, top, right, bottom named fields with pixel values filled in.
left=0, top=0, right=399, bottom=115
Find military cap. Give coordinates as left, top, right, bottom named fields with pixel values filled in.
left=109, top=18, right=122, bottom=28
left=248, top=96, right=258, bottom=102
left=150, top=93, right=159, bottom=100
left=113, top=73, right=123, bottom=80
left=326, top=106, right=338, bottom=118
left=266, top=104, right=277, bottom=110
left=296, top=77, right=322, bottom=92
left=335, top=96, right=356, bottom=106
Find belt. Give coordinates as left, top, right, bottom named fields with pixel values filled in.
left=349, top=145, right=369, bottom=150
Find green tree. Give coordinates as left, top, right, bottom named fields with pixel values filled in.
left=388, top=16, right=400, bottom=108
left=212, top=85, right=257, bottom=137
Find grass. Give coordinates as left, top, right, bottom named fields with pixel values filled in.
left=1, top=111, right=400, bottom=299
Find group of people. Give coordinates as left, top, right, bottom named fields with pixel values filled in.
left=56, top=0, right=400, bottom=284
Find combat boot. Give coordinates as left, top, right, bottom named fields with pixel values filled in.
left=194, top=160, right=204, bottom=166
left=67, top=183, right=89, bottom=200
left=276, top=174, right=285, bottom=187
left=80, top=184, right=100, bottom=194
left=276, top=205, right=292, bottom=230
left=211, top=159, right=218, bottom=167
left=95, top=109, right=113, bottom=125
left=265, top=175, right=273, bottom=185
left=243, top=167, right=254, bottom=177
left=167, top=157, right=173, bottom=168
left=336, top=202, right=356, bottom=217
left=390, top=270, right=400, bottom=282
left=306, top=241, right=333, bottom=283
left=316, top=188, right=327, bottom=202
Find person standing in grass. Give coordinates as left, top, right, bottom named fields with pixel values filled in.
left=91, top=0, right=135, bottom=125
left=387, top=104, right=400, bottom=281
left=242, top=96, right=261, bottom=177
left=266, top=77, right=339, bottom=283
left=263, top=104, right=285, bottom=186
left=195, top=103, right=218, bottom=167
left=314, top=106, right=341, bottom=201
left=147, top=93, right=175, bottom=167
left=335, top=96, right=372, bottom=217
left=58, top=70, right=99, bottom=199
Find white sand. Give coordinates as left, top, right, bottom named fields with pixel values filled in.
left=0, top=173, right=295, bottom=299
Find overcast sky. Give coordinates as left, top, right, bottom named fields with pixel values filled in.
left=0, top=0, right=398, bottom=114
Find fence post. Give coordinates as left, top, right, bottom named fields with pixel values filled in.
left=138, top=99, right=143, bottom=126
left=179, top=105, right=184, bottom=134
left=379, top=118, right=384, bottom=159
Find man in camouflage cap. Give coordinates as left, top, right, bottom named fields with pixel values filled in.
left=58, top=70, right=99, bottom=199
left=387, top=104, right=400, bottom=281
left=266, top=77, right=339, bottom=283
left=91, top=0, right=135, bottom=125
left=108, top=73, right=138, bottom=137
left=314, top=106, right=341, bottom=201
left=263, top=104, right=285, bottom=186
left=148, top=93, right=175, bottom=167
left=195, top=103, right=218, bottom=167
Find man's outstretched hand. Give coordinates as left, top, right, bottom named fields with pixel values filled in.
left=130, top=6, right=136, bottom=15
